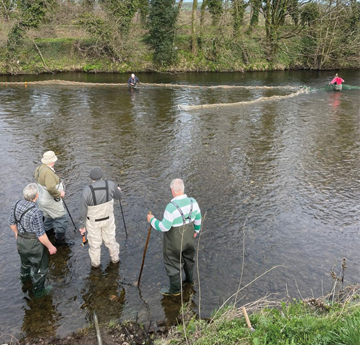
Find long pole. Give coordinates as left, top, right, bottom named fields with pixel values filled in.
left=63, top=199, right=77, bottom=232
left=93, top=311, right=103, bottom=345
left=117, top=184, right=128, bottom=239
left=119, top=199, right=128, bottom=239
left=138, top=211, right=152, bottom=287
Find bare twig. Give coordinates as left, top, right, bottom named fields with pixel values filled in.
left=234, top=213, right=251, bottom=305
left=0, top=333, right=20, bottom=345
left=31, top=38, right=54, bottom=73
left=196, top=211, right=206, bottom=319
left=210, top=265, right=287, bottom=323
left=179, top=225, right=188, bottom=345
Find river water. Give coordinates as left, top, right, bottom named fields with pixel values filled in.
left=0, top=70, right=359, bottom=339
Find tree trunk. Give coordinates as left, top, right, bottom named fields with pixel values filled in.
left=177, top=0, right=184, bottom=17
left=199, top=0, right=208, bottom=49
left=191, top=0, right=198, bottom=55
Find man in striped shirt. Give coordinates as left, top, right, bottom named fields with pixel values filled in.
left=147, top=179, right=201, bottom=296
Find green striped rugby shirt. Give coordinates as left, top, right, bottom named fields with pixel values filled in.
left=150, top=194, right=201, bottom=233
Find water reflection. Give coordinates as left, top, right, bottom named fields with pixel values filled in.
left=81, top=263, right=125, bottom=324
left=22, top=294, right=60, bottom=338
left=161, top=284, right=197, bottom=327
left=48, top=244, right=72, bottom=285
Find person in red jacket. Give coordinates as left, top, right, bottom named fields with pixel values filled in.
left=329, top=73, right=344, bottom=85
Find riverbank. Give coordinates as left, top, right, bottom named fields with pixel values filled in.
left=4, top=284, right=360, bottom=345
left=1, top=36, right=359, bottom=76
left=1, top=2, right=359, bottom=75
left=10, top=321, right=156, bottom=345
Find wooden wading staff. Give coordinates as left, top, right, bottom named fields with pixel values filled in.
left=242, top=306, right=255, bottom=332
left=137, top=211, right=152, bottom=287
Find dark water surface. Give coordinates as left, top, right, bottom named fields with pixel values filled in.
left=0, top=70, right=359, bottom=339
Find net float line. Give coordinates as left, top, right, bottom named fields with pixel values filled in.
left=0, top=79, right=300, bottom=90
left=178, top=88, right=308, bottom=111
left=0, top=80, right=128, bottom=87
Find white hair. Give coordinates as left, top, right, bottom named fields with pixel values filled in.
left=170, top=179, right=184, bottom=193
left=23, top=183, right=38, bottom=201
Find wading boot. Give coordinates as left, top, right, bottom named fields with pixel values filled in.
left=46, top=228, right=55, bottom=238
left=21, top=279, right=33, bottom=293
left=183, top=269, right=194, bottom=285
left=160, top=275, right=181, bottom=296
left=33, top=285, right=53, bottom=299
left=20, top=273, right=31, bottom=284
left=54, top=234, right=73, bottom=247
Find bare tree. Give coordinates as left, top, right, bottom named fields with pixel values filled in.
left=191, top=0, right=198, bottom=55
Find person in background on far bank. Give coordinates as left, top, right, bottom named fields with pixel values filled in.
left=147, top=178, right=202, bottom=296
left=127, top=73, right=140, bottom=87
left=35, top=150, right=69, bottom=246
left=79, top=167, right=123, bottom=268
left=9, top=183, right=57, bottom=299
left=329, top=73, right=344, bottom=85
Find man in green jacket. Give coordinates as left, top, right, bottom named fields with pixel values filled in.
left=147, top=179, right=201, bottom=296
left=35, top=150, right=69, bottom=245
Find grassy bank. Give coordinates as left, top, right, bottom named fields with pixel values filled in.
left=2, top=34, right=357, bottom=76
left=156, top=286, right=360, bottom=345
left=0, top=33, right=290, bottom=75
left=1, top=2, right=359, bottom=75
left=3, top=285, right=359, bottom=345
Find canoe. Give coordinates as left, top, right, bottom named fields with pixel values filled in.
left=332, top=83, right=342, bottom=91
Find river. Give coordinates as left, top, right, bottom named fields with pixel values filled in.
left=0, top=70, right=359, bottom=339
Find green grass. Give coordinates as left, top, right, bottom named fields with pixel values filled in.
left=156, top=293, right=360, bottom=345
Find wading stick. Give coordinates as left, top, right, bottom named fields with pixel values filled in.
left=62, top=199, right=77, bottom=232
left=93, top=311, right=103, bottom=345
left=137, top=211, right=152, bottom=287
left=119, top=199, right=128, bottom=239
left=242, top=306, right=255, bottom=332
left=117, top=185, right=128, bottom=239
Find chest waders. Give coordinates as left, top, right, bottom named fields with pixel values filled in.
left=85, top=181, right=119, bottom=267
left=35, top=166, right=68, bottom=243
left=161, top=199, right=195, bottom=295
left=87, top=181, right=113, bottom=221
left=14, top=202, right=49, bottom=295
left=35, top=165, right=66, bottom=219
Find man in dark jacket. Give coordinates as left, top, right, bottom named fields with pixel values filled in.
left=127, top=73, right=140, bottom=87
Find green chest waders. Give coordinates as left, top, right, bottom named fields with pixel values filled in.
left=161, top=199, right=195, bottom=295
left=14, top=202, right=49, bottom=293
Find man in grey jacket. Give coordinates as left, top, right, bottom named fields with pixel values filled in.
left=79, top=167, right=122, bottom=268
